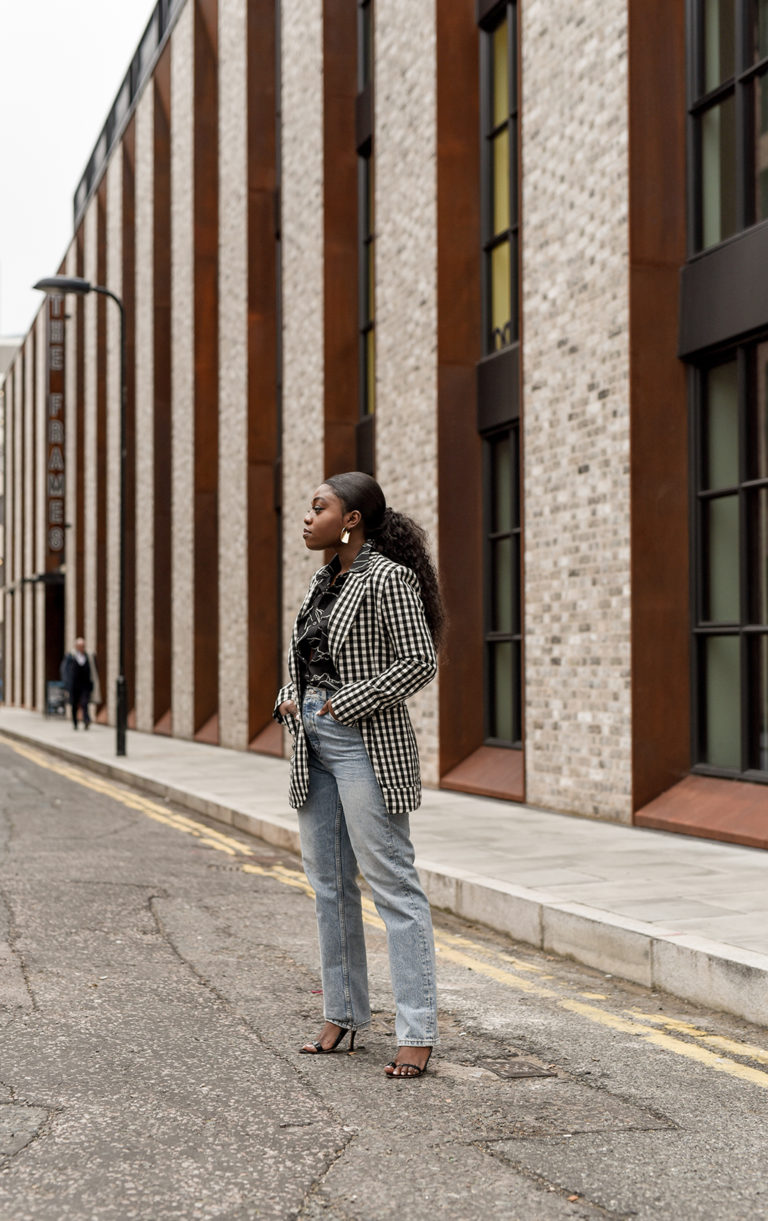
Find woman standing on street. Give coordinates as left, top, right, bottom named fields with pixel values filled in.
left=274, top=472, right=444, bottom=1079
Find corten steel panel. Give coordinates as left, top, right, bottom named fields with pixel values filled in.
left=122, top=123, right=137, bottom=722
left=323, top=0, right=358, bottom=481
left=629, top=0, right=689, bottom=812
left=96, top=184, right=109, bottom=719
left=247, top=0, right=280, bottom=744
left=76, top=228, right=86, bottom=640
left=193, top=0, right=219, bottom=738
left=437, top=0, right=485, bottom=778
left=154, top=49, right=173, bottom=729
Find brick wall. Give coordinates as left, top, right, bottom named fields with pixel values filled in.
left=521, top=0, right=632, bottom=821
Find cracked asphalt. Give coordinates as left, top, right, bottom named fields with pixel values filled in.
left=1, top=737, right=768, bottom=1220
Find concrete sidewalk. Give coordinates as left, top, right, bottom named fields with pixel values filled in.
left=1, top=706, right=767, bottom=1028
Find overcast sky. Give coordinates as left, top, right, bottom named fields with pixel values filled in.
left=0, top=0, right=157, bottom=338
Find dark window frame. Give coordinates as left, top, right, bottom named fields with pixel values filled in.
left=479, top=0, right=519, bottom=355
left=688, top=0, right=768, bottom=253
left=477, top=0, right=523, bottom=751
left=356, top=0, right=375, bottom=469
left=691, top=341, right=768, bottom=782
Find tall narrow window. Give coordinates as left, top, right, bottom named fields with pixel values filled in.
left=356, top=0, right=375, bottom=470
left=482, top=4, right=518, bottom=353
left=693, top=342, right=768, bottom=778
left=484, top=427, right=522, bottom=744
left=478, top=0, right=522, bottom=751
left=689, top=0, right=768, bottom=251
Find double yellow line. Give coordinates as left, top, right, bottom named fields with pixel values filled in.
left=5, top=734, right=768, bottom=1091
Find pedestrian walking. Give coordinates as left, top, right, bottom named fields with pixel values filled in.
left=274, top=472, right=444, bottom=1079
left=60, top=637, right=100, bottom=730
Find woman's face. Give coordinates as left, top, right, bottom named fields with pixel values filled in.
left=302, top=484, right=348, bottom=551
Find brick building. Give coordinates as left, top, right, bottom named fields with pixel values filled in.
left=2, top=0, right=765, bottom=848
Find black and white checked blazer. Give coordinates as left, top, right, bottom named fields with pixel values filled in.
left=273, top=546, right=437, bottom=816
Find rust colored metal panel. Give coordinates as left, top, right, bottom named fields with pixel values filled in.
left=193, top=0, right=219, bottom=738
left=122, top=121, right=137, bottom=718
left=628, top=0, right=689, bottom=813
left=247, top=0, right=279, bottom=744
left=437, top=0, right=484, bottom=778
left=96, top=183, right=109, bottom=700
left=153, top=49, right=173, bottom=729
left=441, top=744, right=524, bottom=802
left=323, top=0, right=358, bottom=479
left=636, top=774, right=768, bottom=850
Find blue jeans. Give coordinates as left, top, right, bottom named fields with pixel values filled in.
left=298, top=686, right=438, bottom=1047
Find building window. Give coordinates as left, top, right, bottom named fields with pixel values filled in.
left=359, top=148, right=375, bottom=417
left=693, top=341, right=768, bottom=777
left=481, top=2, right=518, bottom=353
left=358, top=0, right=374, bottom=420
left=484, top=426, right=522, bottom=745
left=690, top=0, right=768, bottom=251
left=478, top=0, right=522, bottom=749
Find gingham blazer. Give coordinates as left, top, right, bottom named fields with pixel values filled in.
left=273, top=546, right=437, bottom=816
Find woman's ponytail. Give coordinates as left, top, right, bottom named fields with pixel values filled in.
left=326, top=473, right=446, bottom=650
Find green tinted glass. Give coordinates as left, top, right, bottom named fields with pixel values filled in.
left=490, top=640, right=515, bottom=741
left=703, top=634, right=741, bottom=768
left=701, top=96, right=737, bottom=248
left=705, top=495, right=740, bottom=622
left=491, top=437, right=513, bottom=534
left=705, top=0, right=735, bottom=91
left=705, top=360, right=738, bottom=489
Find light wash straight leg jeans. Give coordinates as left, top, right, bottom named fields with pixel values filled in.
left=298, top=686, right=438, bottom=1047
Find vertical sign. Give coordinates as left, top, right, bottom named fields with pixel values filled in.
left=46, top=294, right=65, bottom=566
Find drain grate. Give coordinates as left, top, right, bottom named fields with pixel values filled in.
left=477, top=1058, right=558, bottom=1079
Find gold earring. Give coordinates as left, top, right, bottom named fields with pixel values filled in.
left=340, top=527, right=351, bottom=545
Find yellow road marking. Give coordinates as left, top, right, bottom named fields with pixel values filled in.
left=5, top=733, right=768, bottom=1090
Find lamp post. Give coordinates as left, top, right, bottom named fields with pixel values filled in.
left=34, top=275, right=128, bottom=757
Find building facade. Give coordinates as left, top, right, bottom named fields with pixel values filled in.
left=2, top=0, right=765, bottom=849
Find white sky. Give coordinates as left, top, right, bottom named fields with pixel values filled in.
left=0, top=0, right=158, bottom=338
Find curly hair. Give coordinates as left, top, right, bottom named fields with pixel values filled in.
left=325, top=472, right=446, bottom=651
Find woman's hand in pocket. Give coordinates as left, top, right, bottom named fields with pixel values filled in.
left=317, top=699, right=339, bottom=720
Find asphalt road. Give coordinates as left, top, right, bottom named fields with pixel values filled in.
left=0, top=734, right=767, bottom=1221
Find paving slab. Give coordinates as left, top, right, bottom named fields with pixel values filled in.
left=1, top=707, right=767, bottom=1028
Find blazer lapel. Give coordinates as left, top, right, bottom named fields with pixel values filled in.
left=327, top=547, right=378, bottom=661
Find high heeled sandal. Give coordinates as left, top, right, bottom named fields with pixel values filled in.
left=385, top=1048, right=432, bottom=1078
left=299, top=1026, right=356, bottom=1055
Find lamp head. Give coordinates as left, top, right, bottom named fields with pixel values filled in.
left=33, top=275, right=92, bottom=296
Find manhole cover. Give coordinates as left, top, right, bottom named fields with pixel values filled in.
left=477, top=1058, right=558, bottom=1079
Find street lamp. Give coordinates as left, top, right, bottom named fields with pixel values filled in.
left=33, top=275, right=128, bottom=757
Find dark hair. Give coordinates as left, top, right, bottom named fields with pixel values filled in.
left=325, top=472, right=446, bottom=650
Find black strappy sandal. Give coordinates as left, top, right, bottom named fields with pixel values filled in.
left=385, top=1048, right=432, bottom=1078
left=299, top=1026, right=356, bottom=1055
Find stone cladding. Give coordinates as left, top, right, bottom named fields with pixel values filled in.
left=217, top=0, right=250, bottom=749
left=64, top=241, right=79, bottom=651
left=374, top=0, right=440, bottom=785
left=105, top=151, right=123, bottom=725
left=521, top=0, right=632, bottom=821
left=279, top=0, right=325, bottom=723
left=170, top=0, right=195, bottom=738
left=134, top=84, right=155, bottom=732
left=83, top=199, right=98, bottom=672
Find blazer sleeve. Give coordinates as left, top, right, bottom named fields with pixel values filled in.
left=330, top=568, right=437, bottom=725
left=273, top=681, right=297, bottom=724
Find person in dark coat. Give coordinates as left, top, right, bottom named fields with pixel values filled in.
left=61, top=637, right=94, bottom=730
